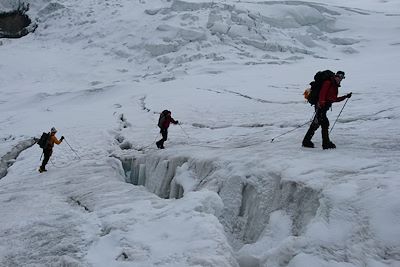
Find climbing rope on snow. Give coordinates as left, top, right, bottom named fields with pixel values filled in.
left=177, top=123, right=259, bottom=149
left=50, top=158, right=75, bottom=168
left=63, top=138, right=81, bottom=159
left=270, top=120, right=312, bottom=143
left=178, top=123, right=214, bottom=146
left=135, top=133, right=160, bottom=151
left=270, top=110, right=317, bottom=143
left=43, top=137, right=81, bottom=169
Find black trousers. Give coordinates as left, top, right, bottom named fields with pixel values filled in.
left=41, top=149, right=53, bottom=169
left=157, top=128, right=168, bottom=147
left=303, top=106, right=331, bottom=143
left=310, top=106, right=330, bottom=130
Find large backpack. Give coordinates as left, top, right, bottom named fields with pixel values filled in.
left=37, top=132, right=50, bottom=149
left=158, top=110, right=170, bottom=128
left=304, top=70, right=335, bottom=106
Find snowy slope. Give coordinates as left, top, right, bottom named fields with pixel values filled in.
left=1, top=0, right=400, bottom=266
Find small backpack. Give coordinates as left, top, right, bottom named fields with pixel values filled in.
left=158, top=110, right=170, bottom=128
left=304, top=70, right=335, bottom=106
left=37, top=132, right=50, bottom=149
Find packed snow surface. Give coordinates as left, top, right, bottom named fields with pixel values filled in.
left=1, top=0, right=400, bottom=266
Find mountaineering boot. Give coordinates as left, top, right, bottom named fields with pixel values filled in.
left=302, top=140, right=314, bottom=148
left=38, top=166, right=47, bottom=173
left=156, top=140, right=165, bottom=149
left=322, top=142, right=336, bottom=149
left=302, top=127, right=315, bottom=148
left=322, top=128, right=336, bottom=150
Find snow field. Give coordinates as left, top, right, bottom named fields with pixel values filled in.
left=1, top=0, right=400, bottom=266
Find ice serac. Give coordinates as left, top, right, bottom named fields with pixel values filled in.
left=131, top=0, right=357, bottom=72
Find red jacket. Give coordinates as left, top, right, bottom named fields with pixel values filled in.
left=318, top=79, right=347, bottom=108
left=162, top=115, right=177, bottom=129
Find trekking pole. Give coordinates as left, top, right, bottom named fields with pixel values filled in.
left=179, top=123, right=207, bottom=146
left=63, top=138, right=81, bottom=159
left=330, top=98, right=349, bottom=134
left=178, top=123, right=191, bottom=139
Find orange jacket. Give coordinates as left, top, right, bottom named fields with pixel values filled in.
left=46, top=134, right=62, bottom=149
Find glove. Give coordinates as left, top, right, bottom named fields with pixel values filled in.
left=60, top=136, right=64, bottom=141
left=346, top=92, right=352, bottom=98
left=175, top=120, right=179, bottom=125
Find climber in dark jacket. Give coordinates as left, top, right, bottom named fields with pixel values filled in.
left=156, top=110, right=179, bottom=149
left=302, top=71, right=352, bottom=149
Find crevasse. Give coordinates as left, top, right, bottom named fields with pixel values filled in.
left=119, top=154, right=321, bottom=249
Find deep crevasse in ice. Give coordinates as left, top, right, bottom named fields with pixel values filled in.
left=119, top=154, right=320, bottom=252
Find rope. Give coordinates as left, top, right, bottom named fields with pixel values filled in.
left=270, top=110, right=317, bottom=143
left=177, top=123, right=262, bottom=149
left=135, top=133, right=160, bottom=151
left=50, top=158, right=75, bottom=168
left=63, top=138, right=81, bottom=159
left=186, top=143, right=224, bottom=149
left=46, top=137, right=81, bottom=169
left=178, top=123, right=210, bottom=146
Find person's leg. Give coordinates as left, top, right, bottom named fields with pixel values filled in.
left=160, top=129, right=168, bottom=148
left=40, top=149, right=52, bottom=172
left=156, top=136, right=162, bottom=148
left=156, top=128, right=168, bottom=149
left=320, top=110, right=335, bottom=149
left=302, top=110, right=320, bottom=148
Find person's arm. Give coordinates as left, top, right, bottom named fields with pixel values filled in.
left=335, top=95, right=346, bottom=102
left=171, top=117, right=179, bottom=124
left=54, top=135, right=64, bottom=145
left=335, top=92, right=352, bottom=103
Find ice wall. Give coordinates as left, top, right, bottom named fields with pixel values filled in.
left=0, top=138, right=36, bottom=179
left=119, top=154, right=321, bottom=251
